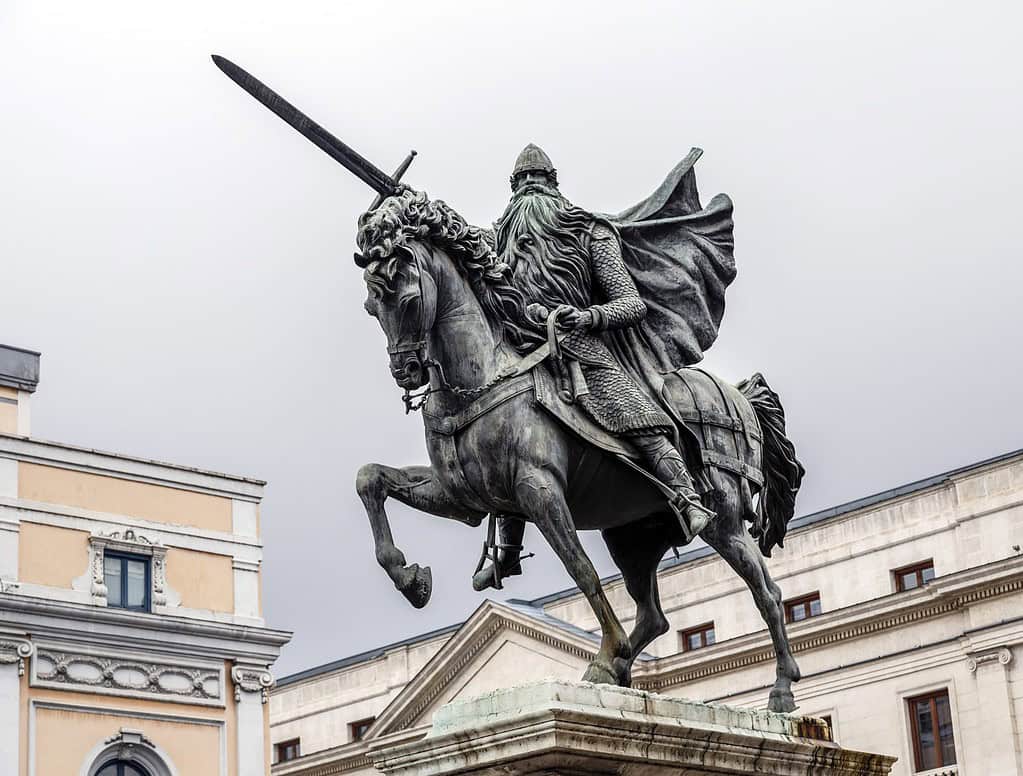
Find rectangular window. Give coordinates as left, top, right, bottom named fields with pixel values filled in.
left=274, top=738, right=301, bottom=763
left=894, top=560, right=936, bottom=592
left=784, top=592, right=822, bottom=623
left=350, top=717, right=375, bottom=741
left=680, top=622, right=716, bottom=652
left=908, top=689, right=957, bottom=771
left=103, top=552, right=150, bottom=612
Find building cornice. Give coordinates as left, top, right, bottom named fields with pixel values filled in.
left=0, top=344, right=40, bottom=393
left=528, top=447, right=1023, bottom=612
left=0, top=591, right=291, bottom=663
left=271, top=556, right=1023, bottom=776
left=635, top=554, right=1023, bottom=691
left=0, top=434, right=265, bottom=501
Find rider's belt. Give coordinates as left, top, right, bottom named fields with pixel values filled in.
left=423, top=373, right=535, bottom=436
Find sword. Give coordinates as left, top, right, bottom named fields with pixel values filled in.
left=211, top=55, right=415, bottom=206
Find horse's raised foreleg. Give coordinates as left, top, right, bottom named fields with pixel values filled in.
left=515, top=471, right=632, bottom=686
left=356, top=463, right=486, bottom=608
left=703, top=501, right=801, bottom=712
left=602, top=516, right=673, bottom=660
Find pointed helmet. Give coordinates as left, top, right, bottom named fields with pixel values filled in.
left=510, top=143, right=558, bottom=190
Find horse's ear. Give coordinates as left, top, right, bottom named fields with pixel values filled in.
left=354, top=251, right=370, bottom=268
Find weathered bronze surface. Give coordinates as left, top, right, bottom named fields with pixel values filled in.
left=215, top=58, right=807, bottom=712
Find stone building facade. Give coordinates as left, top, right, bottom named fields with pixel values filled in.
left=0, top=344, right=292, bottom=776
left=270, top=447, right=1023, bottom=776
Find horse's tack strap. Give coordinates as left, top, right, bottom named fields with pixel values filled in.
left=675, top=408, right=763, bottom=442
left=505, top=329, right=569, bottom=378
left=701, top=449, right=764, bottom=487
left=423, top=373, right=535, bottom=436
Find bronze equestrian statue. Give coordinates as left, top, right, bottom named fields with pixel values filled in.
left=213, top=56, right=807, bottom=712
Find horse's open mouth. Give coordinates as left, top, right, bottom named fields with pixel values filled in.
left=393, top=370, right=428, bottom=391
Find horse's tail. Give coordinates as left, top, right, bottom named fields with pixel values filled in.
left=736, top=372, right=805, bottom=557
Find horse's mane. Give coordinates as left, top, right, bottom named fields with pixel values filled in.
left=357, top=188, right=532, bottom=348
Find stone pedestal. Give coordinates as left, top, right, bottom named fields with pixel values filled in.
left=371, top=681, right=896, bottom=776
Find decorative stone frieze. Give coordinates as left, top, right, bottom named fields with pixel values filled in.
left=231, top=661, right=274, bottom=703
left=0, top=637, right=34, bottom=676
left=33, top=647, right=222, bottom=705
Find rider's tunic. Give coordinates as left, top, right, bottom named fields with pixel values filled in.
left=546, top=222, right=673, bottom=437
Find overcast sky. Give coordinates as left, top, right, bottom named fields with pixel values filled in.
left=3, top=2, right=1021, bottom=677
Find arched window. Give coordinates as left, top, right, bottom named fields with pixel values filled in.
left=82, top=730, right=177, bottom=776
left=96, top=763, right=150, bottom=776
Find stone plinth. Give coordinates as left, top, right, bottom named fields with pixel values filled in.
left=371, top=681, right=896, bottom=776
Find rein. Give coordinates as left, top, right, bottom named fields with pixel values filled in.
left=393, top=245, right=571, bottom=415
left=402, top=324, right=570, bottom=415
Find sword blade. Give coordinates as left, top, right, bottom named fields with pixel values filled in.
left=212, top=55, right=397, bottom=195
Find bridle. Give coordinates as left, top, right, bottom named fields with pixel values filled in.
left=385, top=244, right=524, bottom=415
left=382, top=243, right=569, bottom=415
left=384, top=246, right=432, bottom=413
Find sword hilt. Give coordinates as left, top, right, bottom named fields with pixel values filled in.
left=369, top=150, right=417, bottom=211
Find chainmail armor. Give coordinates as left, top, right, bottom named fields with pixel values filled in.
left=552, top=222, right=673, bottom=436
left=588, top=224, right=647, bottom=330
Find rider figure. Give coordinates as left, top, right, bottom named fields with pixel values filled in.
left=473, top=144, right=715, bottom=591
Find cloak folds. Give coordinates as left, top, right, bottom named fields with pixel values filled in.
left=593, top=149, right=736, bottom=461
left=599, top=147, right=736, bottom=373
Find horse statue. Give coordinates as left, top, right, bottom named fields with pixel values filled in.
left=209, top=53, right=806, bottom=713
left=353, top=187, right=806, bottom=712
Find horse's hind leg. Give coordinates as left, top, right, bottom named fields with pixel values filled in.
left=602, top=517, right=673, bottom=659
left=356, top=463, right=485, bottom=608
left=702, top=476, right=801, bottom=712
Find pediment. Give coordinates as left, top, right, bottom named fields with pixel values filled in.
left=368, top=599, right=597, bottom=738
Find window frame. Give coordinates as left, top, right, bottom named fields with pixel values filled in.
left=349, top=717, right=376, bottom=742
left=274, top=738, right=301, bottom=764
left=96, top=762, right=151, bottom=776
left=679, top=622, right=716, bottom=652
left=906, top=688, right=957, bottom=772
left=103, top=551, right=152, bottom=613
left=783, top=591, right=822, bottom=624
left=893, top=559, right=936, bottom=593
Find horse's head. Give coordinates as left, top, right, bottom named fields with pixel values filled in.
left=356, top=190, right=440, bottom=390
left=355, top=187, right=531, bottom=392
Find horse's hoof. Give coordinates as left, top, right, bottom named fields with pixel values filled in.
left=397, top=564, right=432, bottom=609
left=612, top=657, right=632, bottom=687
left=581, top=661, right=618, bottom=686
left=768, top=687, right=797, bottom=713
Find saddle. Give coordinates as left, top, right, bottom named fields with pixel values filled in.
left=532, top=363, right=764, bottom=490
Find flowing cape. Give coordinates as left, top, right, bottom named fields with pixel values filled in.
left=599, top=147, right=736, bottom=372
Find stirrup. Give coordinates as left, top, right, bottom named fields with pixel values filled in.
left=473, top=514, right=534, bottom=590
left=669, top=490, right=716, bottom=544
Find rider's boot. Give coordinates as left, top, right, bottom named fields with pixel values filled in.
left=472, top=516, right=528, bottom=591
left=632, top=434, right=716, bottom=542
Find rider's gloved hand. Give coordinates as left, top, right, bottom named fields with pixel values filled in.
left=554, top=306, right=595, bottom=331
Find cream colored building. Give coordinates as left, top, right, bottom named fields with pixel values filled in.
left=270, top=447, right=1023, bottom=776
left=0, top=343, right=292, bottom=776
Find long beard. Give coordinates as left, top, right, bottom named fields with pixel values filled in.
left=496, top=186, right=593, bottom=312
